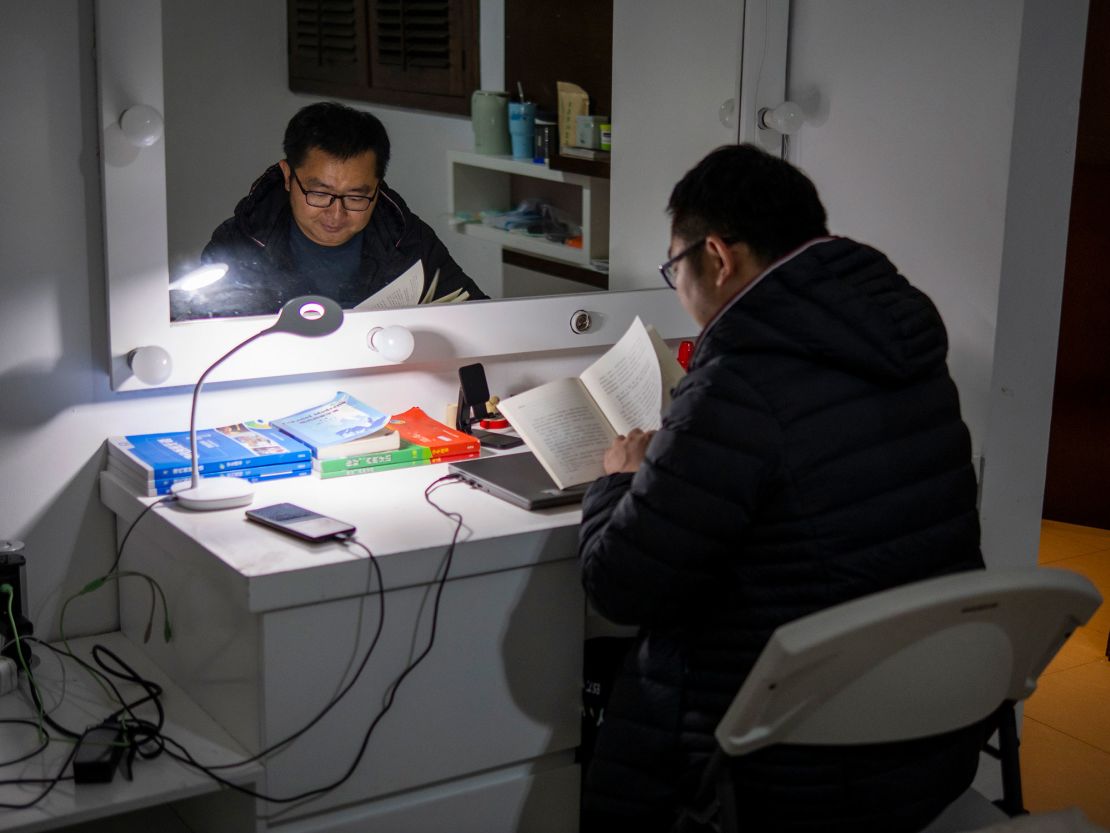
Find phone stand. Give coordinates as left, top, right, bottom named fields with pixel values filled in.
left=456, top=363, right=491, bottom=434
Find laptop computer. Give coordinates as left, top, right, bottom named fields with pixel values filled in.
left=449, top=452, right=590, bottom=510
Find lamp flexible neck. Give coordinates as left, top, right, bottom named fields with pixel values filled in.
left=187, top=329, right=271, bottom=487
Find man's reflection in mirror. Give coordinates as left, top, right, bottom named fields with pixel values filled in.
left=171, top=101, right=487, bottom=321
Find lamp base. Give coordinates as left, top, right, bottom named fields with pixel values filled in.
left=171, top=476, right=254, bottom=511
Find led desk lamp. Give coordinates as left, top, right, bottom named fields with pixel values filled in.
left=173, top=295, right=344, bottom=511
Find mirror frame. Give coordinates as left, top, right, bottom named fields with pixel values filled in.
left=96, top=0, right=695, bottom=392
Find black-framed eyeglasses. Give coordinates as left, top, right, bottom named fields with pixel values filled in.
left=290, top=169, right=378, bottom=212
left=658, top=238, right=707, bottom=289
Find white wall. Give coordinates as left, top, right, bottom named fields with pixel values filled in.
left=788, top=0, right=1022, bottom=466
left=788, top=0, right=1087, bottom=567
left=0, top=1, right=1088, bottom=644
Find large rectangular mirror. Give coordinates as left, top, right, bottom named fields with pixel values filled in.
left=97, top=0, right=762, bottom=390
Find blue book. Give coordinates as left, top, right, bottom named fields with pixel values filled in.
left=107, top=458, right=313, bottom=496
left=270, top=391, right=399, bottom=459
left=107, top=420, right=313, bottom=480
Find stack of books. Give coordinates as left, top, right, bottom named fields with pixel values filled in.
left=271, top=391, right=400, bottom=461
left=312, top=406, right=480, bottom=479
left=106, top=420, right=313, bottom=496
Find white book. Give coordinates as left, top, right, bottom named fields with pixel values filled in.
left=497, top=317, right=685, bottom=489
left=352, top=263, right=470, bottom=311
left=353, top=260, right=425, bottom=311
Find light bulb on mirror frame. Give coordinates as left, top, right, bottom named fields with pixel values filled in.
left=367, top=325, right=415, bottom=363
left=128, top=345, right=173, bottom=385
left=758, top=100, right=805, bottom=136
left=119, top=104, right=165, bottom=147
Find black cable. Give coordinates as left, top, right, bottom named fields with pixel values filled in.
left=0, top=640, right=175, bottom=807
left=153, top=475, right=466, bottom=804
left=21, top=639, right=165, bottom=740
left=0, top=719, right=49, bottom=767
left=3, top=476, right=467, bottom=809
left=109, top=495, right=175, bottom=575
left=202, top=533, right=386, bottom=770
left=0, top=740, right=78, bottom=810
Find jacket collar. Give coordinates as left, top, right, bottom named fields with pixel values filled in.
left=690, top=236, right=835, bottom=368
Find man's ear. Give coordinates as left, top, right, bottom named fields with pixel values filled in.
left=704, top=234, right=740, bottom=288
left=277, top=159, right=292, bottom=192
left=706, top=235, right=762, bottom=289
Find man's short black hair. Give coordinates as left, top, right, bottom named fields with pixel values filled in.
left=667, top=143, right=828, bottom=264
left=283, top=101, right=391, bottom=178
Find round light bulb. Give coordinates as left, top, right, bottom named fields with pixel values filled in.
left=119, top=104, right=165, bottom=147
left=367, top=325, right=415, bottom=363
left=128, top=345, right=173, bottom=385
left=759, top=101, right=805, bottom=135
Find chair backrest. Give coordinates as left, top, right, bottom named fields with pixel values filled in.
left=715, top=568, right=1101, bottom=756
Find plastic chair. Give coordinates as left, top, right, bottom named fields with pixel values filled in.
left=686, top=568, right=1102, bottom=833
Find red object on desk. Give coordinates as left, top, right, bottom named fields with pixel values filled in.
left=677, top=340, right=694, bottom=370
left=480, top=417, right=510, bottom=429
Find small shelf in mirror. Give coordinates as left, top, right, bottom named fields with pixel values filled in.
left=447, top=150, right=609, bottom=273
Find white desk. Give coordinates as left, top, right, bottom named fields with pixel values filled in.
left=0, top=633, right=260, bottom=833
left=98, top=459, right=587, bottom=833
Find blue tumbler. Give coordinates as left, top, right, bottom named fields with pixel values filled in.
left=508, top=101, right=536, bottom=160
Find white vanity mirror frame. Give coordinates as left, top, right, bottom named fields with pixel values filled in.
left=96, top=0, right=695, bottom=392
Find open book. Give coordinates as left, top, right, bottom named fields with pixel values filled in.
left=497, top=317, right=686, bottom=489
left=352, top=261, right=469, bottom=311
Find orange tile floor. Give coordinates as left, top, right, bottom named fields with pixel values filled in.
left=1023, top=521, right=1110, bottom=826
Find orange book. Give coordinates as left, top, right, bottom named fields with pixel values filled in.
left=387, top=407, right=481, bottom=457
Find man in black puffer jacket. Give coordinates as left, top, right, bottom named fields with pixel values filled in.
left=578, top=144, right=986, bottom=833
left=171, top=101, right=486, bottom=320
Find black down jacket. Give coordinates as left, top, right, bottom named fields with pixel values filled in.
left=171, top=164, right=486, bottom=320
left=578, top=237, right=986, bottom=833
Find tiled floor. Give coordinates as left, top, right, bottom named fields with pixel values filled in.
left=1022, top=521, right=1110, bottom=826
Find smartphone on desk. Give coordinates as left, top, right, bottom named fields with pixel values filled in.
left=245, top=503, right=355, bottom=542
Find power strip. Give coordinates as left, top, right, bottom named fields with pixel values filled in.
left=0, top=655, right=17, bottom=696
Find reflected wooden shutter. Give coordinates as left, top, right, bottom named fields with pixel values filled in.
left=370, top=1, right=464, bottom=95
left=289, top=0, right=368, bottom=85
left=288, top=0, right=478, bottom=116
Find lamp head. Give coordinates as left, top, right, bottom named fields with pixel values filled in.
left=268, top=295, right=344, bottom=338
left=169, top=262, right=229, bottom=292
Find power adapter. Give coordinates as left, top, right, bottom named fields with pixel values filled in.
left=73, top=721, right=128, bottom=784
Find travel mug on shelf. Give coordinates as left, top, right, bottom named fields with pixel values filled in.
left=471, top=90, right=511, bottom=155
left=508, top=101, right=536, bottom=160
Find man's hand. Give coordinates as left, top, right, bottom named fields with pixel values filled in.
left=603, top=428, right=656, bottom=475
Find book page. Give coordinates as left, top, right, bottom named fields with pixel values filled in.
left=579, top=316, right=664, bottom=435
left=353, top=260, right=424, bottom=311
left=497, top=377, right=618, bottom=489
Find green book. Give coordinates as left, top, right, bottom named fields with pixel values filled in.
left=315, top=450, right=479, bottom=479
left=312, top=443, right=432, bottom=474
left=317, top=458, right=430, bottom=479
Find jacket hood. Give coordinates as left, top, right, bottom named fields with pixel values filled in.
left=231, top=163, right=413, bottom=250
left=697, top=237, right=949, bottom=383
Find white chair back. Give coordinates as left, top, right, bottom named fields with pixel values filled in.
left=715, top=568, right=1101, bottom=757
